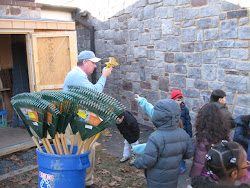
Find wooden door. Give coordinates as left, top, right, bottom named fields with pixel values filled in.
left=27, top=31, right=77, bottom=92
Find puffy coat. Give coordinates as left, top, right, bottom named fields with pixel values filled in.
left=116, top=111, right=140, bottom=144
left=136, top=97, right=191, bottom=133
left=233, top=115, right=250, bottom=151
left=180, top=102, right=192, bottom=137
left=189, top=138, right=209, bottom=177
left=213, top=102, right=235, bottom=129
left=134, top=99, right=194, bottom=188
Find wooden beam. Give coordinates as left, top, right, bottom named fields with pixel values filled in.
left=40, top=84, right=64, bottom=90
left=0, top=19, right=75, bottom=30
left=0, top=165, right=38, bottom=181
left=26, top=34, right=35, bottom=93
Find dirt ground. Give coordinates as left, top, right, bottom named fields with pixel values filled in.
left=0, top=145, right=147, bottom=188
left=0, top=125, right=194, bottom=188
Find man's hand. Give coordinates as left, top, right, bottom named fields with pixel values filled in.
left=102, top=67, right=112, bottom=78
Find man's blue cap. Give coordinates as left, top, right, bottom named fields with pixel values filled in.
left=77, top=50, right=101, bottom=62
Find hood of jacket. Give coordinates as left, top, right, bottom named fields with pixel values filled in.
left=152, top=99, right=180, bottom=129
left=235, top=115, right=250, bottom=129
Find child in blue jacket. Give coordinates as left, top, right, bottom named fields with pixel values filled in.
left=135, top=90, right=192, bottom=174
left=233, top=114, right=250, bottom=184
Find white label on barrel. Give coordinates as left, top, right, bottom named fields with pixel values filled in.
left=39, top=171, right=54, bottom=181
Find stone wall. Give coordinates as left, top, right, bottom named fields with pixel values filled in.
left=0, top=0, right=41, bottom=18
left=77, top=0, right=250, bottom=126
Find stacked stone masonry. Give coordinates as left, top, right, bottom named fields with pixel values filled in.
left=0, top=0, right=41, bottom=18
left=78, top=0, right=250, bottom=126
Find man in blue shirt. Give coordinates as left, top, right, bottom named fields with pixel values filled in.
left=63, top=50, right=112, bottom=92
left=63, top=50, right=112, bottom=188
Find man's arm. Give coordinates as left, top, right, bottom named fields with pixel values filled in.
left=91, top=67, right=112, bottom=92
left=63, top=67, right=112, bottom=92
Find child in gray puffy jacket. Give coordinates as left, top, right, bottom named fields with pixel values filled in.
left=134, top=99, right=194, bottom=188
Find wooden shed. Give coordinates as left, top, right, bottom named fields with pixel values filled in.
left=0, top=1, right=78, bottom=125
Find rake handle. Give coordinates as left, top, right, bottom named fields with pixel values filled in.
left=89, top=133, right=101, bottom=152
left=232, top=91, right=238, bottom=115
left=52, top=139, right=59, bottom=154
left=84, top=135, right=95, bottom=153
left=31, top=136, right=43, bottom=152
left=55, top=133, right=63, bottom=155
left=69, top=134, right=76, bottom=155
left=41, top=138, right=50, bottom=154
left=60, top=133, right=69, bottom=155
left=45, top=138, right=55, bottom=154
left=78, top=132, right=82, bottom=147
left=77, top=140, right=84, bottom=155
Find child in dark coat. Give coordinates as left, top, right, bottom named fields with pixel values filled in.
left=135, top=90, right=192, bottom=174
left=210, top=89, right=235, bottom=129
left=171, top=90, right=192, bottom=137
left=233, top=115, right=250, bottom=152
left=134, top=99, right=194, bottom=188
left=171, top=90, right=192, bottom=174
left=116, top=110, right=140, bottom=166
left=233, top=114, right=250, bottom=184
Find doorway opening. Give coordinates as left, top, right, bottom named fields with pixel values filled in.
left=0, top=34, right=30, bottom=128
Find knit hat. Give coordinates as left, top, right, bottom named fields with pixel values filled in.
left=171, top=90, right=183, bottom=100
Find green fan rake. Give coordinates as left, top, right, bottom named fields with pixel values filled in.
left=35, top=90, right=74, bottom=155
left=10, top=86, right=126, bottom=155
left=67, top=85, right=125, bottom=154
left=11, top=93, right=60, bottom=154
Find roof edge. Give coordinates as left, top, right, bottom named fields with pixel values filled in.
left=41, top=3, right=78, bottom=12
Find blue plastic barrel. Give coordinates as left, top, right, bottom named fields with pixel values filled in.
left=0, top=110, right=8, bottom=128
left=36, top=145, right=90, bottom=188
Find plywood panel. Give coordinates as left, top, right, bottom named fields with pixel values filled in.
left=36, top=36, right=71, bottom=85
left=0, top=35, right=12, bottom=69
left=30, top=31, right=77, bottom=92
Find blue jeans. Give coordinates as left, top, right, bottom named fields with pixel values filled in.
left=181, top=160, right=186, bottom=169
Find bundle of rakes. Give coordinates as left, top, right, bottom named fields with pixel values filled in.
left=11, top=85, right=126, bottom=155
